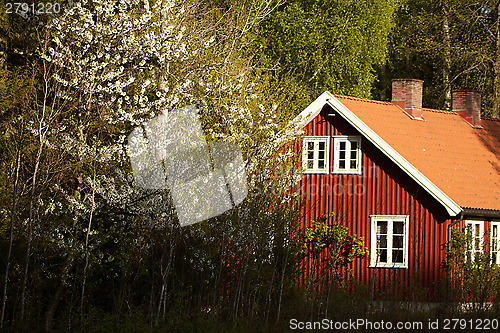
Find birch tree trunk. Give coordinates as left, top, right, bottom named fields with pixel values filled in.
left=20, top=123, right=44, bottom=321
left=20, top=58, right=54, bottom=319
left=43, top=235, right=76, bottom=333
left=443, top=3, right=452, bottom=110
left=494, top=2, right=500, bottom=118
left=0, top=139, right=22, bottom=328
left=0, top=10, right=6, bottom=70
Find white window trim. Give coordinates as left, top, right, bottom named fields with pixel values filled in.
left=370, top=215, right=409, bottom=268
left=302, top=136, right=330, bottom=174
left=332, top=136, right=362, bottom=175
left=491, top=221, right=500, bottom=265
left=465, top=220, right=484, bottom=262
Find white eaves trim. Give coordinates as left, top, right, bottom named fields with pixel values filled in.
left=294, top=91, right=463, bottom=217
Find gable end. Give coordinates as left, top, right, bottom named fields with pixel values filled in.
left=295, top=91, right=463, bottom=217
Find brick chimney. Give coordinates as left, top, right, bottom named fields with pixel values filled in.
left=452, top=90, right=482, bottom=128
left=391, top=79, right=424, bottom=120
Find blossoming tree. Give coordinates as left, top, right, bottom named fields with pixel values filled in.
left=14, top=0, right=303, bottom=329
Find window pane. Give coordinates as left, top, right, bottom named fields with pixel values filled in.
left=465, top=223, right=482, bottom=261
left=466, top=225, right=473, bottom=251
left=339, top=141, right=346, bottom=150
left=493, top=225, right=498, bottom=256
left=308, top=142, right=314, bottom=151
left=393, top=250, right=404, bottom=263
left=318, top=150, right=324, bottom=159
left=378, top=249, right=387, bottom=263
left=319, top=141, right=325, bottom=150
left=372, top=217, right=408, bottom=266
left=377, top=235, right=387, bottom=248
left=393, top=236, right=403, bottom=248
left=308, top=151, right=314, bottom=160
left=339, top=160, right=345, bottom=169
left=393, top=222, right=404, bottom=234
left=475, top=224, right=480, bottom=237
left=350, top=150, right=357, bottom=160
left=350, top=160, right=357, bottom=169
left=318, top=160, right=325, bottom=169
left=339, top=151, right=345, bottom=159
left=351, top=141, right=357, bottom=150
left=377, top=221, right=387, bottom=234
left=308, top=160, right=313, bottom=169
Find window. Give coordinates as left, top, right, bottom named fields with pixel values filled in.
left=302, top=136, right=329, bottom=174
left=491, top=222, right=500, bottom=265
left=465, top=221, right=484, bottom=262
left=333, top=136, right=361, bottom=174
left=370, top=215, right=409, bottom=268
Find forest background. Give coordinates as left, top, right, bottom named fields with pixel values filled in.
left=1, top=0, right=499, bottom=332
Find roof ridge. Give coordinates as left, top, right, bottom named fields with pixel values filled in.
left=333, top=94, right=393, bottom=106
left=335, top=94, right=500, bottom=120
left=482, top=116, right=500, bottom=122
left=335, top=95, right=462, bottom=115
left=422, top=107, right=456, bottom=115
left=422, top=109, right=500, bottom=120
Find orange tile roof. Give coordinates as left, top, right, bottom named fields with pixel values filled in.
left=335, top=95, right=500, bottom=211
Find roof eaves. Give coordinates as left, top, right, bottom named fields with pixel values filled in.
left=294, top=92, right=463, bottom=217
left=462, top=207, right=500, bottom=220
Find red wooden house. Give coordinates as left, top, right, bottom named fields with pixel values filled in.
left=295, top=79, right=500, bottom=300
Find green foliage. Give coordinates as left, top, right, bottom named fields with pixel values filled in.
left=258, top=0, right=399, bottom=112
left=444, top=227, right=500, bottom=307
left=297, top=212, right=367, bottom=295
left=379, top=0, right=500, bottom=115
left=299, top=212, right=367, bottom=265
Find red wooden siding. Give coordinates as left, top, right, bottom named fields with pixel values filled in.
left=298, top=105, right=453, bottom=300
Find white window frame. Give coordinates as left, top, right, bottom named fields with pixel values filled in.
left=333, top=136, right=362, bottom=174
left=491, top=222, right=500, bottom=265
left=302, top=136, right=330, bottom=174
left=370, top=215, right=409, bottom=268
left=465, top=220, right=484, bottom=262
